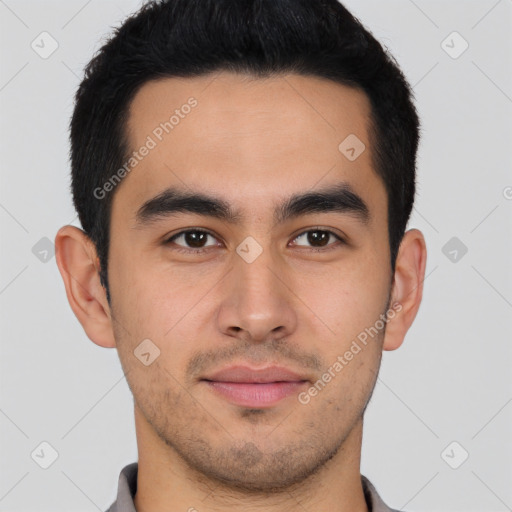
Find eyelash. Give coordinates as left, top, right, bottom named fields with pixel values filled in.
left=164, top=228, right=345, bottom=254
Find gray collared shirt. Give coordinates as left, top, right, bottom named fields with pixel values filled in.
left=106, top=462, right=401, bottom=512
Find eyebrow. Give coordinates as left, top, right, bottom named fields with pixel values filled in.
left=134, top=182, right=370, bottom=228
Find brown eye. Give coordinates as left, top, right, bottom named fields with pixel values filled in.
left=292, top=229, right=342, bottom=249
left=167, top=230, right=219, bottom=250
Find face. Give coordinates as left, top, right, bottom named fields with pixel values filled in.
left=107, top=72, right=393, bottom=490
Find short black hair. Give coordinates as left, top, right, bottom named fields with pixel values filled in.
left=70, top=0, right=420, bottom=305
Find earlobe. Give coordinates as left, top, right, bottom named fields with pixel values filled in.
left=54, top=225, right=116, bottom=348
left=383, top=228, right=427, bottom=351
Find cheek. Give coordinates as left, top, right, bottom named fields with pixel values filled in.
left=288, top=256, right=390, bottom=345
left=109, top=245, right=191, bottom=331
left=109, top=260, right=212, bottom=374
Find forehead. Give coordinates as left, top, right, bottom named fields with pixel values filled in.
left=114, top=72, right=383, bottom=223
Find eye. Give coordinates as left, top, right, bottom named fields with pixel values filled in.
left=291, top=229, right=344, bottom=251
left=164, top=227, right=345, bottom=255
left=166, top=229, right=220, bottom=253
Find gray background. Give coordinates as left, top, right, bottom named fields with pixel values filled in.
left=1, top=0, right=511, bottom=511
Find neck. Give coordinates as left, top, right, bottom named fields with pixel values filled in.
left=133, top=406, right=369, bottom=512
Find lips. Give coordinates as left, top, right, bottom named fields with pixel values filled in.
left=201, top=365, right=309, bottom=408
left=203, top=365, right=307, bottom=384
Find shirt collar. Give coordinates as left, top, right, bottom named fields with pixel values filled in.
left=105, top=463, right=400, bottom=512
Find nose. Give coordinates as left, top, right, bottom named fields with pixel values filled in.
left=216, top=247, right=298, bottom=344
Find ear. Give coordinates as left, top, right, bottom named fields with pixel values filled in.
left=54, top=225, right=116, bottom=348
left=383, top=228, right=427, bottom=351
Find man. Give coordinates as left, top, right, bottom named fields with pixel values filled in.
left=55, top=0, right=427, bottom=510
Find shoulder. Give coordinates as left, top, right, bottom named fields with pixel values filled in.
left=104, top=462, right=138, bottom=512
left=361, top=474, right=403, bottom=512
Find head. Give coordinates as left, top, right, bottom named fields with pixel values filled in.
left=56, top=0, right=426, bottom=493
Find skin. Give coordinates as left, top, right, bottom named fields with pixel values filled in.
left=55, top=72, right=427, bottom=512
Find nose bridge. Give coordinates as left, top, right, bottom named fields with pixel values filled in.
left=239, top=249, right=281, bottom=307
left=217, top=242, right=297, bottom=341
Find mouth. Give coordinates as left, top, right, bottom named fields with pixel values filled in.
left=201, top=365, right=309, bottom=408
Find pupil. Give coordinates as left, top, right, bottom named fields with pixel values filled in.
left=308, top=230, right=328, bottom=246
left=186, top=232, right=207, bottom=248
